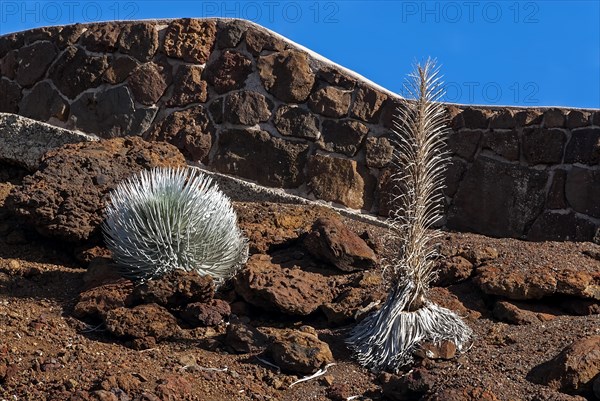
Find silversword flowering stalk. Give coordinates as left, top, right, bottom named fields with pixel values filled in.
left=347, top=60, right=472, bottom=372
left=103, top=167, right=248, bottom=283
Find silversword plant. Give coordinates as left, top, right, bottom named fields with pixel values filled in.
left=347, top=60, right=472, bottom=372
left=103, top=167, right=248, bottom=283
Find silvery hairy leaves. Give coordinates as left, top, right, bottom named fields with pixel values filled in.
left=103, top=167, right=248, bottom=283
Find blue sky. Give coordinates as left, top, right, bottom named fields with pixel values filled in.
left=0, top=1, right=598, bottom=108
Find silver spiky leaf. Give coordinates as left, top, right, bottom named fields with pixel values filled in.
left=348, top=59, right=472, bottom=372
left=103, top=167, right=248, bottom=283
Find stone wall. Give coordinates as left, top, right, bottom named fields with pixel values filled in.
left=0, top=18, right=598, bottom=242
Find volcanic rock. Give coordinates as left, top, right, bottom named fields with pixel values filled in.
left=130, top=270, right=215, bottom=308
left=0, top=113, right=93, bottom=171
left=145, top=105, right=215, bottom=163
left=204, top=50, right=252, bottom=94
left=267, top=328, right=333, bottom=374
left=74, top=280, right=133, bottom=321
left=307, top=154, right=371, bottom=210
left=15, top=41, right=57, bottom=87
left=379, top=369, right=434, bottom=401
left=365, top=136, right=394, bottom=168
left=180, top=299, right=230, bottom=327
left=213, top=129, right=310, bottom=188
left=433, top=256, right=474, bottom=287
left=320, top=271, right=385, bottom=325
left=225, top=322, right=268, bottom=353
left=162, top=19, right=216, bottom=63
left=80, top=22, right=121, bottom=52
left=528, top=336, right=600, bottom=395
left=223, top=91, right=272, bottom=125
left=319, top=119, right=369, bottom=157
left=303, top=217, right=377, bottom=272
left=127, top=62, right=169, bottom=105
left=0, top=78, right=21, bottom=113
left=102, top=56, right=139, bottom=84
left=257, top=50, right=315, bottom=103
left=165, top=65, right=208, bottom=107
left=308, top=86, right=351, bottom=118
left=104, top=304, right=181, bottom=342
left=5, top=137, right=185, bottom=241
left=234, top=254, right=334, bottom=315
left=448, top=157, right=548, bottom=238
left=492, top=301, right=541, bottom=325
left=70, top=86, right=157, bottom=137
left=474, top=263, right=600, bottom=301
left=49, top=45, right=109, bottom=99
left=351, top=85, right=387, bottom=122
left=19, top=81, right=69, bottom=122
left=117, top=22, right=159, bottom=62
left=273, top=105, right=320, bottom=140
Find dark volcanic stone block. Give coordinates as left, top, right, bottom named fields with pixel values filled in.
left=213, top=129, right=310, bottom=188
left=564, top=128, right=600, bottom=165
left=565, top=167, right=600, bottom=218
left=447, top=157, right=548, bottom=238
left=522, top=128, right=565, bottom=165
left=528, top=211, right=597, bottom=242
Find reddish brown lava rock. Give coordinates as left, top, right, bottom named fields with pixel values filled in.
left=155, top=375, right=194, bottom=400
left=80, top=22, right=121, bottom=52
left=145, top=105, right=215, bottom=163
left=320, top=119, right=370, bottom=157
left=303, top=217, right=377, bottom=272
left=273, top=105, right=320, bottom=140
left=415, top=340, right=457, bottom=360
left=180, top=299, right=230, bottom=327
left=351, top=84, right=388, bottom=122
left=433, top=256, right=474, bottom=287
left=162, top=19, right=216, bottom=64
left=492, top=300, right=550, bottom=325
left=165, top=65, right=208, bottom=107
left=474, top=264, right=600, bottom=301
left=204, top=50, right=253, bottom=94
left=74, top=280, right=133, bottom=321
left=127, top=62, right=169, bottom=105
left=267, top=327, right=333, bottom=374
left=102, top=55, right=139, bottom=84
left=224, top=322, right=268, bottom=353
left=257, top=49, right=315, bottom=103
left=235, top=201, right=338, bottom=254
left=379, top=369, right=434, bottom=401
left=234, top=254, right=334, bottom=315
left=365, top=136, right=394, bottom=169
left=307, top=154, right=370, bottom=210
left=308, top=86, right=351, bottom=118
left=320, top=271, right=385, bottom=325
left=130, top=270, right=215, bottom=309
left=104, top=303, right=181, bottom=342
left=223, top=90, right=272, bottom=125
left=245, top=26, right=286, bottom=55
left=528, top=336, right=600, bottom=395
left=424, top=386, right=499, bottom=401
left=5, top=137, right=185, bottom=242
